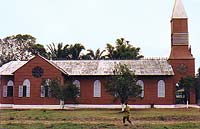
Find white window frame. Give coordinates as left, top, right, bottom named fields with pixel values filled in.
left=3, top=80, right=14, bottom=97
left=73, top=80, right=80, bottom=97
left=41, top=79, right=51, bottom=98
left=93, top=80, right=101, bottom=97
left=22, top=79, right=31, bottom=97
left=158, top=80, right=165, bottom=98
left=18, top=85, right=23, bottom=97
left=3, top=85, right=7, bottom=97
left=136, top=80, right=144, bottom=98
left=40, top=85, right=45, bottom=97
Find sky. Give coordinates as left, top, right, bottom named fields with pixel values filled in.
left=0, top=0, right=200, bottom=71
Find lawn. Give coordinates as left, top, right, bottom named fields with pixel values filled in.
left=0, top=108, right=200, bottom=129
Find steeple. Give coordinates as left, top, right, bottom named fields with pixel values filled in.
left=172, top=0, right=187, bottom=19
left=169, top=0, right=193, bottom=59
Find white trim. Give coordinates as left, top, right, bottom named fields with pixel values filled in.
left=13, top=105, right=62, bottom=109
left=23, top=79, right=30, bottom=97
left=0, top=104, right=199, bottom=109
left=18, top=85, right=23, bottom=97
left=7, top=80, right=14, bottom=86
left=158, top=80, right=165, bottom=98
left=11, top=104, right=151, bottom=109
left=0, top=104, right=13, bottom=108
left=93, top=80, right=101, bottom=97
left=73, top=80, right=80, bottom=97
left=154, top=105, right=176, bottom=108
left=3, top=85, right=7, bottom=97
left=137, top=80, right=144, bottom=97
left=40, top=85, right=45, bottom=97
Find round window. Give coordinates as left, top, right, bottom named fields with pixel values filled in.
left=32, top=66, right=44, bottom=78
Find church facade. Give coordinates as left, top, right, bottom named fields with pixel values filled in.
left=0, top=0, right=197, bottom=108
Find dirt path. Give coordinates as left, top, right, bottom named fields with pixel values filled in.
left=1, top=119, right=200, bottom=126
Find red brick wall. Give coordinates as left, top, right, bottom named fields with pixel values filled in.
left=1, top=56, right=176, bottom=105
left=171, top=19, right=188, bottom=33
left=67, top=76, right=175, bottom=105
left=0, top=76, right=14, bottom=104
left=168, top=59, right=195, bottom=104
left=169, top=17, right=196, bottom=104
left=13, top=56, right=64, bottom=105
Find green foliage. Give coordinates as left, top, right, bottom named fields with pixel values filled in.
left=106, top=38, right=144, bottom=60
left=47, top=43, right=85, bottom=60
left=47, top=43, right=69, bottom=60
left=29, top=44, right=47, bottom=57
left=68, top=43, right=85, bottom=60
left=47, top=79, right=79, bottom=102
left=0, top=34, right=36, bottom=65
left=63, top=81, right=80, bottom=102
left=1, top=35, right=144, bottom=65
left=195, top=68, right=200, bottom=91
left=178, top=76, right=195, bottom=101
left=47, top=79, right=63, bottom=100
left=82, top=48, right=106, bottom=60
left=105, top=63, right=142, bottom=104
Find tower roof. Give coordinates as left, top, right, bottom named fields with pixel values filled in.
left=172, top=0, right=187, bottom=19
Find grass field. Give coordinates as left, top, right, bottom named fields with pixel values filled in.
left=0, top=108, right=200, bottom=129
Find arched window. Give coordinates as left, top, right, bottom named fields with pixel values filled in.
left=3, top=80, right=14, bottom=97
left=136, top=80, right=144, bottom=97
left=158, top=80, right=165, bottom=98
left=73, top=80, right=80, bottom=97
left=41, top=79, right=51, bottom=98
left=93, top=80, right=101, bottom=97
left=19, top=79, right=30, bottom=97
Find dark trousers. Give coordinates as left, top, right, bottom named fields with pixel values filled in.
left=123, top=115, right=132, bottom=124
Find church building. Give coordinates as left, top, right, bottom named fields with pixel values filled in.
left=0, top=0, right=197, bottom=108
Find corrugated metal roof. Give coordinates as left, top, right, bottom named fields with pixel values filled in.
left=53, top=59, right=174, bottom=76
left=172, top=0, right=187, bottom=19
left=0, top=59, right=174, bottom=76
left=0, top=61, right=27, bottom=75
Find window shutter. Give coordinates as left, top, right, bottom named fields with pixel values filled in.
left=40, top=86, right=45, bottom=97
left=18, top=85, right=23, bottom=97
left=3, top=85, right=7, bottom=97
left=93, top=80, right=101, bottom=97
left=26, top=85, right=30, bottom=97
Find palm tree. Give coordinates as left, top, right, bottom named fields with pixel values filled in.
left=47, top=43, right=69, bottom=60
left=83, top=48, right=106, bottom=60
left=67, top=43, right=85, bottom=60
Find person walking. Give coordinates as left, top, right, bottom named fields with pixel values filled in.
left=123, top=103, right=132, bottom=125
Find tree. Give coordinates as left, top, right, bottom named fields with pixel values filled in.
left=106, top=38, right=144, bottom=60
left=47, top=43, right=69, bottom=60
left=105, top=63, right=142, bottom=108
left=67, top=43, right=85, bottom=60
left=29, top=44, right=47, bottom=58
left=0, top=34, right=36, bottom=66
left=195, top=68, right=200, bottom=91
left=46, top=79, right=80, bottom=109
left=194, top=68, right=200, bottom=104
left=178, top=76, right=195, bottom=106
left=47, top=43, right=85, bottom=60
left=82, top=48, right=106, bottom=60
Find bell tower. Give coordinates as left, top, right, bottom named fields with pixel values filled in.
left=168, top=0, right=195, bottom=104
